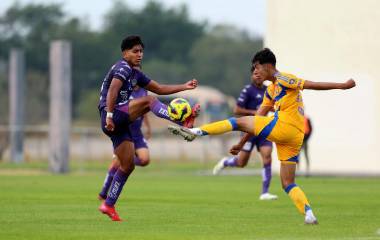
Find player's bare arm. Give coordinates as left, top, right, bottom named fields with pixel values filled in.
left=234, top=105, right=257, bottom=116
left=145, top=79, right=198, bottom=95
left=303, top=78, right=356, bottom=90
left=105, top=78, right=123, bottom=131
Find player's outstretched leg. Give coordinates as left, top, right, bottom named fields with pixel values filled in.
left=281, top=162, right=318, bottom=224
left=128, top=96, right=200, bottom=128
left=168, top=116, right=255, bottom=141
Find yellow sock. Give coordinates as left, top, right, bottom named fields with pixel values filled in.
left=199, top=118, right=237, bottom=135
left=285, top=184, right=311, bottom=215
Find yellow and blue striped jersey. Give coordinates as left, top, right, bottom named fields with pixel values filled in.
left=261, top=72, right=305, bottom=132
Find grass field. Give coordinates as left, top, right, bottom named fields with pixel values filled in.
left=0, top=161, right=379, bottom=240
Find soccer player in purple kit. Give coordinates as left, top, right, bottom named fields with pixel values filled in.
left=98, top=84, right=152, bottom=202
left=213, top=66, right=278, bottom=201
left=98, top=35, right=199, bottom=221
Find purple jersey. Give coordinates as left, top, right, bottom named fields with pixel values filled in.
left=98, top=59, right=151, bottom=110
left=236, top=84, right=267, bottom=111
left=129, top=87, right=148, bottom=134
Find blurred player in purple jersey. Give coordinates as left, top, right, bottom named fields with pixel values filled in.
left=213, top=66, right=278, bottom=201
left=98, top=35, right=199, bottom=221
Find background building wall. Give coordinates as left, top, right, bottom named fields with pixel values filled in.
left=266, top=0, right=380, bottom=173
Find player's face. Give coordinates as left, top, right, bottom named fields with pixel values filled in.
left=124, top=45, right=144, bottom=67
left=251, top=70, right=264, bottom=85
left=252, top=62, right=270, bottom=81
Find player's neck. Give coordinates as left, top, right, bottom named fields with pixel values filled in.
left=122, top=57, right=133, bottom=67
left=268, top=69, right=278, bottom=82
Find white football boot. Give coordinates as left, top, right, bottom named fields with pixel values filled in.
left=168, top=125, right=197, bottom=142
left=212, top=157, right=228, bottom=175
left=304, top=210, right=318, bottom=225
left=259, top=192, right=278, bottom=200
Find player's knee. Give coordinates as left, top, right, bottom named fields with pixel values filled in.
left=262, top=155, right=272, bottom=165
left=139, top=158, right=150, bottom=166
left=120, top=161, right=135, bottom=174
left=235, top=117, right=246, bottom=128
left=146, top=95, right=157, bottom=105
left=236, top=116, right=254, bottom=133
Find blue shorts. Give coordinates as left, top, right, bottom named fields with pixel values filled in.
left=100, top=105, right=132, bottom=150
left=241, top=135, right=273, bottom=152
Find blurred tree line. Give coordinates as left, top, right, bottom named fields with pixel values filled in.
left=0, top=0, right=262, bottom=125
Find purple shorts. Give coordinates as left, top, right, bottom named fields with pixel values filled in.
left=100, top=105, right=132, bottom=149
left=241, top=135, right=273, bottom=152
left=132, top=132, right=148, bottom=149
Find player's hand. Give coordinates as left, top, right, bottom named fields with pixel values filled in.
left=105, top=117, right=115, bottom=131
left=342, top=79, right=356, bottom=90
left=229, top=144, right=242, bottom=155
left=184, top=79, right=198, bottom=90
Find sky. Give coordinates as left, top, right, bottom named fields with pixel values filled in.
left=0, top=0, right=265, bottom=36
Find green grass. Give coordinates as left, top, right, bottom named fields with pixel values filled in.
left=0, top=161, right=379, bottom=240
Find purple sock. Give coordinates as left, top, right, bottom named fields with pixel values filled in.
left=99, top=167, right=118, bottom=199
left=150, top=99, right=181, bottom=124
left=105, top=168, right=130, bottom=206
left=262, top=163, right=272, bottom=194
left=134, top=156, right=142, bottom=166
left=223, top=156, right=238, bottom=167
left=150, top=99, right=171, bottom=121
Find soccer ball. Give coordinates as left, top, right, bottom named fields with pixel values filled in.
left=167, top=98, right=192, bottom=122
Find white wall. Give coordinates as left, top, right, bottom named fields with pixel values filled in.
left=266, top=0, right=380, bottom=174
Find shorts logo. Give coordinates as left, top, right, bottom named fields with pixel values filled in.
left=243, top=142, right=252, bottom=151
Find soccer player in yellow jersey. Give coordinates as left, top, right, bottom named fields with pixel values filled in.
left=168, top=48, right=356, bottom=224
